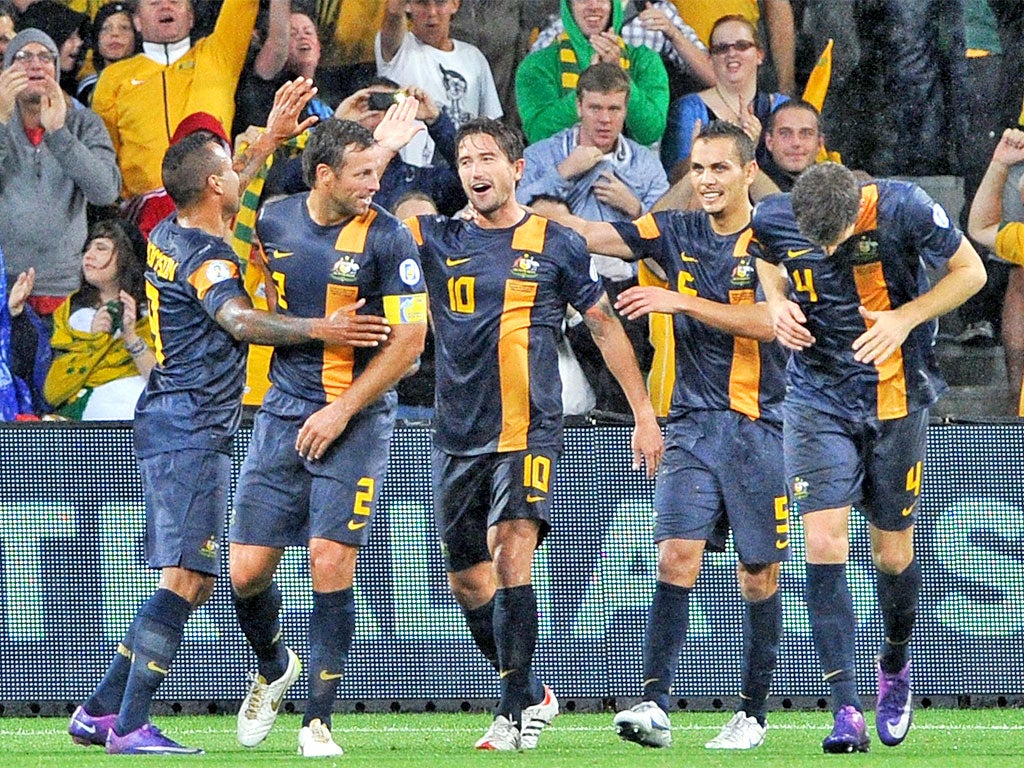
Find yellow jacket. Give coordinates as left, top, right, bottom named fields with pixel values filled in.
left=44, top=297, right=155, bottom=411
left=92, top=0, right=257, bottom=198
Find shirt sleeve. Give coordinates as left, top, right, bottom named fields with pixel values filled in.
left=898, top=184, right=963, bottom=268
left=995, top=221, right=1024, bottom=267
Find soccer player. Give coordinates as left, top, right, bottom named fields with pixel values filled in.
left=228, top=116, right=428, bottom=757
left=544, top=121, right=788, bottom=750
left=68, top=131, right=391, bottom=755
left=404, top=117, right=664, bottom=751
left=752, top=162, right=986, bottom=752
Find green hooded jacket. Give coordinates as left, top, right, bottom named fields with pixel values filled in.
left=515, top=0, right=669, bottom=145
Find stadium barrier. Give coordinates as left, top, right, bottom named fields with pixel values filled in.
left=1, top=421, right=1021, bottom=712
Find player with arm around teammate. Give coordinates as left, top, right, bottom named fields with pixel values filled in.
left=403, top=116, right=663, bottom=751
left=752, top=162, right=985, bottom=753
left=227, top=114, right=428, bottom=757
left=68, top=131, right=391, bottom=755
left=545, top=120, right=789, bottom=750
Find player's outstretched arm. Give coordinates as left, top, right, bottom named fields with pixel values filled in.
left=582, top=295, right=663, bottom=477
left=532, top=202, right=636, bottom=260
left=215, top=296, right=391, bottom=348
left=615, top=285, right=775, bottom=340
left=852, top=238, right=986, bottom=365
left=296, top=320, right=427, bottom=460
left=755, top=257, right=814, bottom=350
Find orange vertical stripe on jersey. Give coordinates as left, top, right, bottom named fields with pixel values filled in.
left=404, top=215, right=424, bottom=246
left=497, top=279, right=539, bottom=452
left=854, top=184, right=879, bottom=235
left=852, top=261, right=908, bottom=419
left=638, top=260, right=674, bottom=417
left=511, top=214, right=548, bottom=252
left=334, top=210, right=377, bottom=252
left=322, top=284, right=359, bottom=398
left=727, top=289, right=761, bottom=419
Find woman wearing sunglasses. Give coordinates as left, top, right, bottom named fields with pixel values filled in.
left=660, top=14, right=787, bottom=182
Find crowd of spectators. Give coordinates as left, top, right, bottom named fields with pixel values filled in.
left=2, top=0, right=1024, bottom=421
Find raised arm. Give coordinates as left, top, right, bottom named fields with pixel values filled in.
left=968, top=128, right=1024, bottom=250
left=250, top=0, right=290, bottom=80
left=379, top=0, right=408, bottom=63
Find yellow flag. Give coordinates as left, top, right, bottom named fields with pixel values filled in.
left=802, top=39, right=833, bottom=111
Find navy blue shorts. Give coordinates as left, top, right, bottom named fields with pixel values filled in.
left=653, top=410, right=789, bottom=564
left=783, top=401, right=927, bottom=530
left=140, top=449, right=231, bottom=576
left=230, top=392, right=395, bottom=549
left=432, top=447, right=559, bottom=573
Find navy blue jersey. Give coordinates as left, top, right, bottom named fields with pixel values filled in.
left=256, top=196, right=427, bottom=407
left=751, top=180, right=962, bottom=420
left=135, top=216, right=250, bottom=458
left=613, top=211, right=786, bottom=424
left=407, top=213, right=605, bottom=455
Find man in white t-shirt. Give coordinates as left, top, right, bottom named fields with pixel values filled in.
left=376, top=0, right=502, bottom=132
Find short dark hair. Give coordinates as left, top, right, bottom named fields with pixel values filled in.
left=161, top=133, right=225, bottom=209
left=791, top=162, right=861, bottom=247
left=391, top=190, right=437, bottom=215
left=455, top=117, right=524, bottom=164
left=302, top=118, right=375, bottom=188
left=576, top=62, right=631, bottom=101
left=766, top=99, right=822, bottom=134
left=694, top=120, right=755, bottom=165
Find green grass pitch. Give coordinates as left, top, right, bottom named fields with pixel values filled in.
left=3, top=709, right=1023, bottom=767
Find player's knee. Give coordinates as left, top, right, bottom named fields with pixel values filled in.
left=872, top=545, right=914, bottom=575
left=737, top=562, right=779, bottom=602
left=655, top=542, right=702, bottom=587
left=193, top=576, right=216, bottom=607
left=447, top=567, right=494, bottom=608
left=228, top=548, right=275, bottom=598
left=309, top=539, right=357, bottom=588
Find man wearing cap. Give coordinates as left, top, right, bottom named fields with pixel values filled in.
left=92, top=0, right=257, bottom=200
left=0, top=28, right=120, bottom=319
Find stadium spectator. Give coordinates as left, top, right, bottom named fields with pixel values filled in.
left=516, top=0, right=669, bottom=145
left=668, top=0, right=796, bottom=96
left=233, top=1, right=335, bottom=137
left=760, top=99, right=824, bottom=192
left=230, top=112, right=427, bottom=758
left=376, top=0, right=502, bottom=132
left=518, top=63, right=667, bottom=411
left=0, top=2, right=16, bottom=60
left=67, top=124, right=386, bottom=757
left=754, top=163, right=985, bottom=752
left=449, top=0, right=562, bottom=123
left=530, top=1, right=714, bottom=100
left=75, top=2, right=138, bottom=106
left=544, top=121, right=787, bottom=750
left=1, top=256, right=49, bottom=419
left=660, top=14, right=786, bottom=182
left=967, top=126, right=1024, bottom=413
left=310, top=0, right=386, bottom=71
left=404, top=116, right=663, bottom=750
left=17, top=1, right=90, bottom=97
left=44, top=219, right=155, bottom=420
left=0, top=28, right=120, bottom=319
left=92, top=0, right=258, bottom=200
